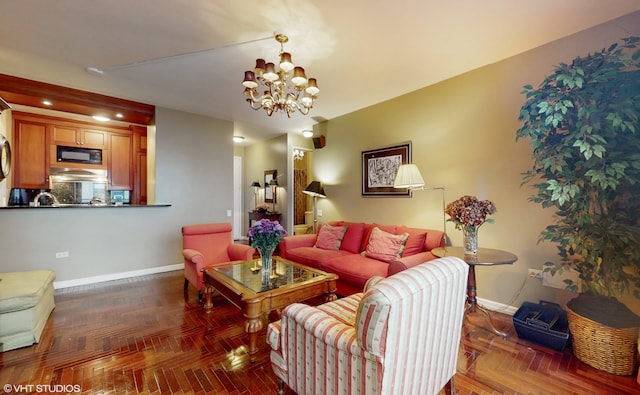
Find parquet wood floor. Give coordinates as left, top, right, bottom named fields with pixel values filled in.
left=1, top=270, right=638, bottom=394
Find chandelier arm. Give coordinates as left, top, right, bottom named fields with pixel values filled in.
left=297, top=106, right=311, bottom=116
left=246, top=89, right=260, bottom=102
left=247, top=99, right=264, bottom=111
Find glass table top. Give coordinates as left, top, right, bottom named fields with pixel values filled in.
left=212, top=258, right=324, bottom=293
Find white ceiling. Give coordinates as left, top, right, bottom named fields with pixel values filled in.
left=1, top=1, right=640, bottom=143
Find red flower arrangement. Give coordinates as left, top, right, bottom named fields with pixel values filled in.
left=445, top=195, right=497, bottom=230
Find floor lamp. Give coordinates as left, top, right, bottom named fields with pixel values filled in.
left=393, top=164, right=447, bottom=247
left=250, top=181, right=261, bottom=210
left=302, top=181, right=326, bottom=233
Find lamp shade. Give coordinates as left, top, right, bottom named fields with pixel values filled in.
left=393, top=164, right=425, bottom=189
left=250, top=181, right=261, bottom=188
left=303, top=181, right=326, bottom=198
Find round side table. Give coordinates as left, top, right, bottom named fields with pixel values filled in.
left=432, top=246, right=518, bottom=338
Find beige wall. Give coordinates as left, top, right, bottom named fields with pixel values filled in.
left=243, top=134, right=288, bottom=234
left=311, top=13, right=640, bottom=312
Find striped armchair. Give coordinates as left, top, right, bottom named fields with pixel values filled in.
left=267, top=256, right=469, bottom=395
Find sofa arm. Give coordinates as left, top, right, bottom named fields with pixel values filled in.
left=388, top=251, right=438, bottom=276
left=183, top=248, right=204, bottom=266
left=279, top=234, right=317, bottom=259
left=228, top=243, right=256, bottom=261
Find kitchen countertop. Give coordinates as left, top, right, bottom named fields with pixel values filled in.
left=0, top=204, right=171, bottom=209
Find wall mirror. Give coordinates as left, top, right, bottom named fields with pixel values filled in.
left=264, top=169, right=277, bottom=203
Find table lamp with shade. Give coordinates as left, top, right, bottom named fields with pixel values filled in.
left=250, top=181, right=261, bottom=210
left=302, top=181, right=326, bottom=233
left=393, top=164, right=447, bottom=245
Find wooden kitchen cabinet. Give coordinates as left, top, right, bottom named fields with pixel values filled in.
left=13, top=113, right=50, bottom=189
left=108, top=132, right=133, bottom=190
left=131, top=125, right=147, bottom=205
left=11, top=112, right=146, bottom=198
left=52, top=125, right=107, bottom=149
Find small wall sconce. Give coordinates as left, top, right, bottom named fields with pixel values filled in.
left=293, top=149, right=305, bottom=161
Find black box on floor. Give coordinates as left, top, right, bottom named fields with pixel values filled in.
left=512, top=300, right=570, bottom=352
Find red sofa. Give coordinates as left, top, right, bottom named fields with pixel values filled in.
left=279, top=221, right=445, bottom=296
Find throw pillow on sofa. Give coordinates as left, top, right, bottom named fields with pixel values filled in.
left=315, top=224, right=348, bottom=250
left=397, top=226, right=428, bottom=256
left=362, top=227, right=409, bottom=263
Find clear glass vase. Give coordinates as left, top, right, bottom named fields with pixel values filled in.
left=258, top=246, right=275, bottom=284
left=463, top=226, right=478, bottom=256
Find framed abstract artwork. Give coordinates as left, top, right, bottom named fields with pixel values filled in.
left=362, top=142, right=411, bottom=197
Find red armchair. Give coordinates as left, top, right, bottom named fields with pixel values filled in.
left=182, top=223, right=255, bottom=302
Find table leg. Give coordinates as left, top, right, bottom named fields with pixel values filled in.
left=467, top=265, right=478, bottom=312
left=244, top=302, right=264, bottom=363
left=472, top=304, right=509, bottom=339
left=202, top=284, right=214, bottom=314
left=465, top=265, right=508, bottom=339
left=324, top=290, right=337, bottom=303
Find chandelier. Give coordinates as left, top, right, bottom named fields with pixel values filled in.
left=242, top=34, right=319, bottom=117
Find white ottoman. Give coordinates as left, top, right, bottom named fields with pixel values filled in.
left=0, top=270, right=56, bottom=352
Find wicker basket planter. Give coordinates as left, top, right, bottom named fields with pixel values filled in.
left=567, top=306, right=639, bottom=375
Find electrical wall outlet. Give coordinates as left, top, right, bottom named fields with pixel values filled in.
left=56, top=251, right=69, bottom=258
left=528, top=269, right=543, bottom=279
left=317, top=209, right=323, bottom=217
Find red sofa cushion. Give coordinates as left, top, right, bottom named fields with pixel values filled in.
left=397, top=226, right=428, bottom=257
left=285, top=247, right=352, bottom=269
left=321, top=254, right=390, bottom=289
left=329, top=221, right=366, bottom=253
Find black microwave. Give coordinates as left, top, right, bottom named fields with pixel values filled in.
left=56, top=146, right=102, bottom=165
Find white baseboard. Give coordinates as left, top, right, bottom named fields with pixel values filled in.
left=477, top=296, right=518, bottom=316
left=52, top=266, right=519, bottom=316
left=53, top=263, right=184, bottom=289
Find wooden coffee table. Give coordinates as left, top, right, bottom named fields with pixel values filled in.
left=202, top=257, right=338, bottom=362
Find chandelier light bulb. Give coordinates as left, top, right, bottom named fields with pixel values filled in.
left=300, top=95, right=313, bottom=107
left=305, top=78, right=319, bottom=96
left=242, top=71, right=258, bottom=89
left=279, top=52, right=294, bottom=72
left=291, top=67, right=307, bottom=86
left=263, top=62, right=278, bottom=82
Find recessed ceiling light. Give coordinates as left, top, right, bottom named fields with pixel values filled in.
left=92, top=115, right=110, bottom=122
left=233, top=136, right=245, bottom=143
left=302, top=130, right=313, bottom=138
left=42, top=100, right=52, bottom=106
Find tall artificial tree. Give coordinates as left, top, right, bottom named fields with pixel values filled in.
left=517, top=37, right=640, bottom=299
